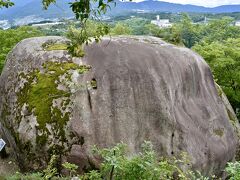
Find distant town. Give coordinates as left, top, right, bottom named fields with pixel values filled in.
left=151, top=15, right=240, bottom=28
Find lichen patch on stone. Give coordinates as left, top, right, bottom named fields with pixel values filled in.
left=16, top=61, right=90, bottom=149
left=42, top=40, right=68, bottom=51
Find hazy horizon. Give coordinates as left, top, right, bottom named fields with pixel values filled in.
left=131, top=0, right=240, bottom=7
left=2, top=0, right=240, bottom=9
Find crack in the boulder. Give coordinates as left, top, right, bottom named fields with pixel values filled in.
left=87, top=89, right=92, bottom=111
left=171, top=132, right=174, bottom=155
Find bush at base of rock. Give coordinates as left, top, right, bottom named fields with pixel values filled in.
left=4, top=142, right=214, bottom=180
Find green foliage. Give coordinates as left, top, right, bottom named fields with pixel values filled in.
left=0, top=0, right=14, bottom=8
left=66, top=21, right=110, bottom=57
left=202, top=17, right=240, bottom=43
left=78, top=65, right=92, bottom=74
left=90, top=141, right=208, bottom=180
left=0, top=26, right=43, bottom=74
left=161, top=25, right=183, bottom=46
left=80, top=170, right=102, bottom=180
left=5, top=155, right=71, bottom=180
left=177, top=14, right=201, bottom=48
left=158, top=15, right=240, bottom=48
left=62, top=162, right=78, bottom=177
left=110, top=22, right=133, bottom=35
left=90, top=79, right=97, bottom=89
left=66, top=27, right=86, bottom=57
left=121, top=18, right=150, bottom=35
left=17, top=61, right=81, bottom=147
left=43, top=155, right=58, bottom=179
left=226, top=161, right=240, bottom=180
left=42, top=42, right=68, bottom=51
left=42, top=0, right=114, bottom=54
left=193, top=38, right=240, bottom=117
left=4, top=172, right=43, bottom=180
left=80, top=20, right=109, bottom=38
left=144, top=23, right=163, bottom=37
left=158, top=13, right=201, bottom=47
left=4, top=142, right=240, bottom=179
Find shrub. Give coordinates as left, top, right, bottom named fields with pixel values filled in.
left=3, top=142, right=223, bottom=179
left=226, top=161, right=240, bottom=180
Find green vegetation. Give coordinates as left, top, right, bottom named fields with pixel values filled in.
left=89, top=141, right=194, bottom=180
left=0, top=0, right=14, bottom=8
left=43, top=154, right=58, bottom=179
left=120, top=18, right=150, bottom=35
left=226, top=161, right=240, bottom=180
left=78, top=65, right=92, bottom=74
left=66, top=20, right=110, bottom=57
left=43, top=42, right=68, bottom=51
left=3, top=172, right=44, bottom=180
left=193, top=38, right=240, bottom=117
left=62, top=162, right=78, bottom=177
left=5, top=141, right=240, bottom=179
left=149, top=15, right=240, bottom=48
left=0, top=26, right=43, bottom=74
left=3, top=142, right=213, bottom=180
left=90, top=79, right=97, bottom=89
left=110, top=22, right=132, bottom=35
left=17, top=61, right=83, bottom=146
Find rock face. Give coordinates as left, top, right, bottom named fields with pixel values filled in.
left=0, top=36, right=239, bottom=176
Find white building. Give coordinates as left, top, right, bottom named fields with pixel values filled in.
left=235, top=21, right=240, bottom=27
left=151, top=15, right=172, bottom=28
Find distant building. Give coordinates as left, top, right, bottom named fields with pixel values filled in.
left=235, top=21, right=240, bottom=27
left=151, top=15, right=172, bottom=28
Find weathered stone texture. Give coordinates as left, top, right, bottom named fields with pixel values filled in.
left=0, top=36, right=239, bottom=176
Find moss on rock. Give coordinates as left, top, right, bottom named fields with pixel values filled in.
left=78, top=65, right=92, bottom=74
left=42, top=41, right=68, bottom=51
left=17, top=61, right=83, bottom=147
left=90, top=79, right=97, bottom=89
left=213, top=128, right=224, bottom=137
left=1, top=104, right=11, bottom=123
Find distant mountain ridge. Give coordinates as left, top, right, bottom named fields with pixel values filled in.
left=0, top=0, right=73, bottom=20
left=115, top=1, right=240, bottom=13
left=0, top=0, right=240, bottom=21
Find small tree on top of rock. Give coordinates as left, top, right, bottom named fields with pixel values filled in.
left=0, top=0, right=115, bottom=56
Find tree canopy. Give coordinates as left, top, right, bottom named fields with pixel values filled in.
left=0, top=0, right=14, bottom=8
left=193, top=39, right=240, bottom=117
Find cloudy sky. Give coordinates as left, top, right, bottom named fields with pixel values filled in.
left=134, top=0, right=240, bottom=7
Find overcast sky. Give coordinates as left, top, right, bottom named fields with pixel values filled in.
left=134, top=0, right=240, bottom=7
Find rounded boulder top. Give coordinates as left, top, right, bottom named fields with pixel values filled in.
left=0, top=36, right=239, bottom=176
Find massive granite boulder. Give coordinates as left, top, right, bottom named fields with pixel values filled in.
left=0, top=36, right=239, bottom=176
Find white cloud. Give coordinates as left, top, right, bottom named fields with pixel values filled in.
left=133, top=0, right=240, bottom=7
